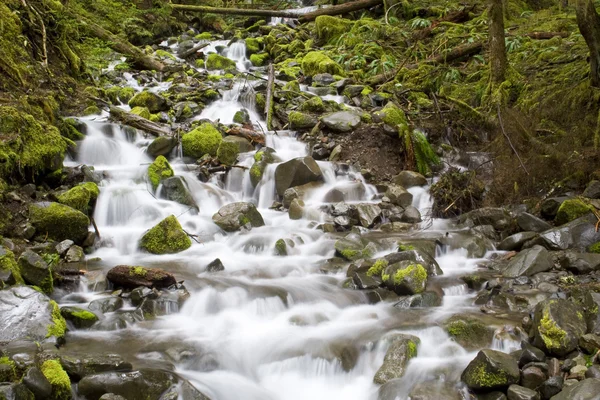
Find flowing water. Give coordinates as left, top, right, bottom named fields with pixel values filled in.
left=60, top=38, right=520, bottom=399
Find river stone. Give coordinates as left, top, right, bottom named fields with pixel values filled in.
left=579, top=334, right=600, bottom=354
left=502, top=245, right=553, bottom=278
left=206, top=258, right=224, bottom=272
left=107, top=265, right=176, bottom=290
left=392, top=171, right=427, bottom=188
left=519, top=341, right=546, bottom=367
left=558, top=251, right=600, bottom=274
left=583, top=180, right=600, bottom=199
left=88, top=296, right=123, bottom=314
left=66, top=245, right=85, bottom=263
left=60, top=353, right=133, bottom=381
left=373, top=334, right=420, bottom=384
left=535, top=214, right=600, bottom=250
left=540, top=376, right=563, bottom=399
left=99, top=395, right=127, bottom=400
left=321, top=111, right=361, bottom=132
left=212, top=202, right=265, bottom=231
left=147, top=137, right=177, bottom=158
left=459, top=207, right=513, bottom=231
left=444, top=314, right=496, bottom=351
left=384, top=249, right=442, bottom=276
left=351, top=272, right=381, bottom=290
left=540, top=197, right=569, bottom=219
left=400, top=206, right=422, bottom=223
left=283, top=182, right=322, bottom=208
left=530, top=299, right=587, bottom=357
left=18, top=250, right=53, bottom=294
left=288, top=198, right=304, bottom=220
left=56, top=240, right=74, bottom=256
left=407, top=382, right=463, bottom=400
left=507, top=384, right=540, bottom=400
left=521, top=366, right=546, bottom=390
left=355, top=204, right=382, bottom=228
left=323, top=182, right=366, bottom=203
left=393, top=291, right=442, bottom=308
left=0, top=286, right=64, bottom=341
left=23, top=366, right=52, bottom=400
left=139, top=215, right=192, bottom=254
left=517, top=213, right=552, bottom=233
left=312, top=73, right=335, bottom=86
left=274, top=157, right=324, bottom=196
left=549, top=378, right=600, bottom=400
left=499, top=232, right=539, bottom=251
left=60, top=306, right=99, bottom=329
left=334, top=235, right=377, bottom=261
left=159, top=176, right=198, bottom=211
left=0, top=383, right=35, bottom=400
left=222, top=135, right=254, bottom=153
left=289, top=111, right=318, bottom=129
left=77, top=369, right=176, bottom=400
left=461, top=349, right=520, bottom=391
left=384, top=185, right=413, bottom=207
left=382, top=260, right=428, bottom=295
left=29, top=202, right=90, bottom=243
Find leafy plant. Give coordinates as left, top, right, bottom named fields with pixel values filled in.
left=410, top=17, right=432, bottom=29
left=42, top=253, right=60, bottom=267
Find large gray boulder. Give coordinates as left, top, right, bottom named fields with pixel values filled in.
left=0, top=286, right=66, bottom=341
left=461, top=349, right=520, bottom=391
left=373, top=334, right=420, bottom=384
left=275, top=157, right=323, bottom=196
left=355, top=204, right=382, bottom=228
left=459, top=207, right=513, bottom=231
left=60, top=353, right=132, bottom=381
left=558, top=251, right=600, bottom=274
left=502, top=245, right=553, bottom=278
left=384, top=185, right=413, bottom=207
left=530, top=299, right=587, bottom=357
left=321, top=111, right=361, bottom=132
left=18, top=250, right=53, bottom=294
left=583, top=180, right=600, bottom=199
left=77, top=369, right=176, bottom=400
left=212, top=202, right=265, bottom=232
left=549, top=378, right=600, bottom=400
left=159, top=176, right=198, bottom=211
left=535, top=214, right=600, bottom=250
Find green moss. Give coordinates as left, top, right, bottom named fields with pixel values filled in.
left=82, top=106, right=101, bottom=116
left=470, top=363, right=509, bottom=388
left=288, top=111, right=316, bottom=129
left=588, top=242, right=600, bottom=254
left=147, top=155, right=174, bottom=191
left=407, top=341, right=418, bottom=358
left=392, top=263, right=427, bottom=293
left=0, top=356, right=17, bottom=382
left=398, top=244, right=416, bottom=252
left=250, top=162, right=265, bottom=187
left=70, top=310, right=97, bottom=320
left=256, top=93, right=266, bottom=112
left=375, top=102, right=408, bottom=129
left=367, top=259, right=388, bottom=277
left=250, top=53, right=269, bottom=67
left=154, top=49, right=176, bottom=61
left=203, top=89, right=220, bottom=101
left=315, top=15, right=354, bottom=44
left=217, top=140, right=239, bottom=166
left=275, top=238, right=287, bottom=256
left=341, top=249, right=360, bottom=260
left=0, top=247, right=23, bottom=287
left=539, top=308, right=567, bottom=352
left=80, top=182, right=99, bottom=199
left=555, top=199, right=594, bottom=225
left=130, top=266, right=148, bottom=276
left=41, top=359, right=71, bottom=400
left=283, top=80, right=300, bottom=93
left=195, top=32, right=213, bottom=40
left=245, top=37, right=261, bottom=55
left=30, top=202, right=90, bottom=243
left=233, top=110, right=248, bottom=124
left=181, top=123, right=223, bottom=158
left=128, top=91, right=165, bottom=113
left=139, top=215, right=192, bottom=254
left=300, top=97, right=325, bottom=113
left=47, top=300, right=67, bottom=339
left=302, top=51, right=344, bottom=77
left=149, top=113, right=161, bottom=123
left=206, top=53, right=236, bottom=70
left=57, top=187, right=89, bottom=212
left=118, top=87, right=136, bottom=104
left=130, top=106, right=151, bottom=119
left=195, top=59, right=205, bottom=68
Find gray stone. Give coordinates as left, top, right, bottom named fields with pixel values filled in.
left=355, top=204, right=381, bottom=228
left=393, top=291, right=442, bottom=308
left=535, top=214, right=600, bottom=250
left=66, top=245, right=85, bottom=263
left=392, top=171, right=427, bottom=188
left=583, top=180, right=600, bottom=199
left=334, top=235, right=377, bottom=261
left=384, top=185, right=413, bottom=207
left=549, top=378, right=600, bottom=400
left=274, top=157, right=323, bottom=196
left=351, top=272, right=381, bottom=290
left=312, top=73, right=335, bottom=86
left=507, top=384, right=540, bottom=400
left=212, top=202, right=265, bottom=231
left=0, top=383, right=35, bottom=400
left=288, top=198, right=305, bottom=220
left=407, top=381, right=463, bottom=400
left=521, top=366, right=546, bottom=390
left=579, top=334, right=600, bottom=354
left=321, top=111, right=361, bottom=132
left=517, top=213, right=552, bottom=233
left=55, top=240, right=74, bottom=256
left=206, top=258, right=224, bottom=272
left=222, top=135, right=254, bottom=153
left=147, top=137, right=177, bottom=158
left=89, top=296, right=123, bottom=314
left=383, top=260, right=428, bottom=295
left=459, top=207, right=513, bottom=231
left=558, top=252, right=600, bottom=274
left=23, top=367, right=52, bottom=400
left=400, top=206, right=422, bottom=223
left=503, top=245, right=553, bottom=278
left=373, top=334, right=420, bottom=384
left=60, top=353, right=133, bottom=381
left=159, top=176, right=198, bottom=211
left=586, top=366, right=600, bottom=379
left=462, top=349, right=520, bottom=391
left=77, top=369, right=175, bottom=400
left=540, top=376, right=563, bottom=400
left=531, top=299, right=587, bottom=357
left=17, top=250, right=53, bottom=293
left=283, top=182, right=322, bottom=208
left=499, top=232, right=539, bottom=251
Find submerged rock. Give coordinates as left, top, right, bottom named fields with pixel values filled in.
left=159, top=176, right=198, bottom=211
left=274, top=156, right=323, bottom=196
left=530, top=299, right=586, bottom=357
left=461, top=349, right=520, bottom=391
left=212, top=202, right=265, bottom=232
left=106, top=265, right=177, bottom=290
left=139, top=215, right=191, bottom=254
left=373, top=334, right=420, bottom=384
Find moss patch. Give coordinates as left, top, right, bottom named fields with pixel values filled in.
left=0, top=247, right=23, bottom=287
left=367, top=259, right=388, bottom=277
left=0, top=356, right=17, bottom=382
left=539, top=308, right=567, bottom=352
left=301, top=51, right=344, bottom=77
left=139, top=215, right=192, bottom=254
left=30, top=202, right=90, bottom=243
left=181, top=123, right=222, bottom=158
left=217, top=140, right=239, bottom=166
left=41, top=359, right=71, bottom=400
left=315, top=15, right=354, bottom=44
left=206, top=53, right=236, bottom=70
left=555, top=198, right=594, bottom=225
left=47, top=300, right=67, bottom=339
left=147, top=155, right=174, bottom=191
left=250, top=53, right=269, bottom=67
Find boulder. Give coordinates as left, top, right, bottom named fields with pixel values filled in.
left=507, top=384, right=540, bottom=400
left=579, top=334, right=600, bottom=354
left=321, top=111, right=361, bottom=133
left=139, top=215, right=192, bottom=254
left=555, top=199, right=594, bottom=226
left=55, top=240, right=74, bottom=256
left=540, top=376, right=563, bottom=399
left=212, top=202, right=265, bottom=232
left=444, top=315, right=496, bottom=351
left=400, top=206, right=422, bottom=223
left=106, top=265, right=177, bottom=290
left=373, top=334, right=420, bottom=384
left=29, top=202, right=89, bottom=243
left=283, top=182, right=322, bottom=208
left=288, top=198, right=304, bottom=220
left=147, top=137, right=177, bottom=158
left=520, top=366, right=546, bottom=391
left=206, top=258, right=225, bottom=272
left=517, top=213, right=552, bottom=233
left=159, top=177, right=198, bottom=211
left=274, top=157, right=323, bottom=196
left=60, top=353, right=132, bottom=381
left=355, top=204, right=382, bottom=228
left=393, top=291, right=442, bottom=308
left=548, top=378, right=600, bottom=400
left=288, top=111, right=318, bottom=130
left=147, top=156, right=174, bottom=191
left=18, top=250, right=53, bottom=294
left=558, top=251, right=600, bottom=274
left=23, top=366, right=52, bottom=400
left=0, top=383, right=35, bottom=399
left=583, top=180, right=600, bottom=199
left=60, top=306, right=99, bottom=329
left=128, top=91, right=167, bottom=113
left=65, top=245, right=85, bottom=263
left=334, top=235, right=377, bottom=261
left=540, top=196, right=569, bottom=220
left=530, top=299, right=587, bottom=357
left=459, top=207, right=513, bottom=232
left=502, top=245, right=553, bottom=278
left=383, top=249, right=442, bottom=276
left=498, top=232, right=539, bottom=251
left=77, top=369, right=176, bottom=400
left=535, top=214, right=600, bottom=250
left=392, top=171, right=427, bottom=188
left=384, top=185, right=413, bottom=207
left=181, top=123, right=222, bottom=159
left=0, top=247, right=23, bottom=288
left=382, top=261, right=428, bottom=295
left=461, top=349, right=520, bottom=391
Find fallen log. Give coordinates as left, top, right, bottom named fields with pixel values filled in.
left=227, top=127, right=266, bottom=145
left=412, top=6, right=476, bottom=41
left=522, top=31, right=569, bottom=40
left=178, top=42, right=209, bottom=58
left=265, top=63, right=275, bottom=131
left=300, top=0, right=382, bottom=21
left=108, top=105, right=172, bottom=137
left=424, top=41, right=483, bottom=65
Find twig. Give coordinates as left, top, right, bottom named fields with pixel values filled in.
left=497, top=104, right=529, bottom=175
left=90, top=217, right=101, bottom=239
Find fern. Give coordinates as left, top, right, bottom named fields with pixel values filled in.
left=411, top=130, right=440, bottom=175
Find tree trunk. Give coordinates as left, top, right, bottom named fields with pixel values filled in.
left=489, top=0, right=507, bottom=85
left=576, top=0, right=600, bottom=87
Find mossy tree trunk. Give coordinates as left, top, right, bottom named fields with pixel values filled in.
left=576, top=0, right=600, bottom=88
left=489, top=0, right=507, bottom=85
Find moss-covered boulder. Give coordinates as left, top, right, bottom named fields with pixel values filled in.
left=461, top=349, right=520, bottom=391
left=40, top=359, right=72, bottom=400
left=444, top=315, right=496, bottom=351
left=382, top=261, right=428, bottom=295
left=250, top=147, right=276, bottom=187
left=245, top=37, right=261, bottom=55
left=128, top=91, right=167, bottom=113
left=250, top=53, right=269, bottom=66
left=106, top=265, right=177, bottom=289
left=217, top=139, right=240, bottom=166
left=147, top=155, right=174, bottom=191
left=130, top=106, right=151, bottom=119
left=315, top=15, right=354, bottom=43
left=373, top=334, right=420, bottom=384
left=334, top=235, right=377, bottom=261
left=181, top=123, right=222, bottom=158
left=29, top=202, right=89, bottom=243
left=139, top=215, right=191, bottom=254
left=555, top=198, right=594, bottom=226
left=0, top=246, right=23, bottom=288
left=299, top=96, right=325, bottom=113
left=18, top=250, right=53, bottom=294
left=147, top=136, right=177, bottom=158
left=206, top=53, right=236, bottom=70
left=57, top=182, right=99, bottom=213
left=0, top=356, right=17, bottom=383
left=530, top=299, right=587, bottom=357
left=288, top=111, right=318, bottom=130
left=212, top=202, right=265, bottom=232
left=60, top=306, right=99, bottom=329
left=301, top=51, right=344, bottom=77
left=373, top=102, right=409, bottom=132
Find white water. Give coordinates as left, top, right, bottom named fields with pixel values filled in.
left=60, top=38, right=519, bottom=399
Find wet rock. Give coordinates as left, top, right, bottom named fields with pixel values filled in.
left=531, top=299, right=587, bottom=357
left=212, top=202, right=265, bottom=231
left=517, top=213, right=552, bottom=233
left=444, top=315, right=496, bottom=351
left=65, top=245, right=85, bottom=263
left=282, top=182, right=322, bottom=208
left=312, top=73, right=335, bottom=86
left=206, top=258, right=224, bottom=272
left=540, top=197, right=569, bottom=220
left=321, top=111, right=361, bottom=132
left=400, top=206, right=422, bottom=223
left=274, top=157, right=323, bottom=196
left=499, top=232, right=539, bottom=251
left=478, top=392, right=507, bottom=400
left=351, top=272, right=381, bottom=290
left=147, top=137, right=177, bottom=158
left=373, top=334, right=420, bottom=384
left=288, top=111, right=318, bottom=129
left=355, top=204, right=382, bottom=228
left=56, top=240, right=74, bottom=256
left=519, top=341, right=546, bottom=367
left=384, top=185, right=413, bottom=207
left=461, top=349, right=520, bottom=391
left=159, top=177, right=198, bottom=211
left=392, top=171, right=427, bottom=188
left=393, top=291, right=442, bottom=308
left=0, top=286, right=66, bottom=341
left=129, top=91, right=167, bottom=113
left=535, top=214, right=600, bottom=250
left=382, top=260, right=428, bottom=295
left=583, top=180, right=600, bottom=199
left=323, top=182, right=366, bottom=203
left=288, top=198, right=305, bottom=220
left=586, top=366, right=600, bottom=379
left=558, top=252, right=600, bottom=274
left=60, top=306, right=99, bottom=329
left=440, top=231, right=493, bottom=258
left=579, top=334, right=600, bottom=354
left=99, top=395, right=127, bottom=400
left=334, top=235, right=377, bottom=261
left=502, top=245, right=553, bottom=278
left=139, top=215, right=192, bottom=254
left=407, top=381, right=463, bottom=400
left=539, top=376, right=563, bottom=399
left=0, top=383, right=35, bottom=400
left=384, top=249, right=442, bottom=276
left=507, top=384, right=540, bottom=400
left=549, top=378, right=600, bottom=400
left=60, top=353, right=132, bottom=381
left=459, top=207, right=513, bottom=232
left=23, top=366, right=52, bottom=400
left=29, top=202, right=90, bottom=244
left=88, top=296, right=123, bottom=314
left=107, top=266, right=176, bottom=290
left=77, top=369, right=176, bottom=400
left=521, top=366, right=546, bottom=390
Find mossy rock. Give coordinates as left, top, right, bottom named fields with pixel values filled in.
left=206, top=53, right=236, bottom=70
left=0, top=356, right=17, bottom=382
left=128, top=91, right=167, bottom=113
left=250, top=53, right=269, bottom=67
left=461, top=349, right=520, bottom=391
left=555, top=198, right=594, bottom=226
left=118, top=87, right=136, bottom=104
left=245, top=38, right=261, bottom=55
left=139, top=215, right=191, bottom=254
left=60, top=306, right=98, bottom=329
left=0, top=246, right=23, bottom=288
left=288, top=111, right=318, bottom=130
left=301, top=51, right=344, bottom=77
left=299, top=97, right=325, bottom=113
left=82, top=106, right=101, bottom=116
left=217, top=140, right=240, bottom=166
left=57, top=182, right=99, bottom=213
left=315, top=15, right=354, bottom=44
left=334, top=236, right=377, bottom=261
left=29, top=202, right=89, bottom=243
left=147, top=136, right=177, bottom=158
left=106, top=265, right=177, bottom=289
left=382, top=261, right=428, bottom=295
left=40, top=359, right=72, bottom=400
left=181, top=123, right=222, bottom=159
left=18, top=250, right=53, bottom=295
left=373, top=334, right=420, bottom=384
left=147, top=155, right=174, bottom=191
left=444, top=315, right=496, bottom=351
left=373, top=102, right=408, bottom=131
left=212, top=202, right=265, bottom=232
left=130, top=106, right=151, bottom=119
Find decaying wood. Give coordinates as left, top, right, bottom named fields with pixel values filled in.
left=300, top=0, right=382, bottom=21
left=108, top=105, right=172, bottom=137
left=227, top=127, right=266, bottom=145
left=412, top=6, right=476, bottom=41
left=265, top=63, right=275, bottom=131
left=207, top=165, right=249, bottom=173
left=522, top=31, right=569, bottom=40
left=178, top=42, right=209, bottom=58
left=424, top=41, right=483, bottom=65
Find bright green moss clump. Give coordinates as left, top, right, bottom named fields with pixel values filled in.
left=302, top=51, right=344, bottom=77
left=539, top=309, right=567, bottom=352
left=217, top=140, right=239, bottom=166
left=0, top=247, right=23, bottom=287
left=374, top=102, right=408, bottom=130
left=41, top=359, right=72, bottom=400
left=118, top=87, right=136, bottom=104
left=300, top=97, right=325, bottom=113
left=57, top=182, right=99, bottom=213
left=30, top=202, right=89, bottom=243
left=147, top=155, right=174, bottom=191
left=130, top=106, right=151, bottom=119
left=393, top=263, right=427, bottom=286
left=315, top=15, right=354, bottom=43
left=367, top=259, right=388, bottom=277
left=470, top=363, right=509, bottom=389
left=288, top=111, right=316, bottom=129
left=139, top=215, right=192, bottom=254
left=555, top=199, right=594, bottom=225
left=181, top=123, right=223, bottom=158
left=128, top=91, right=166, bottom=113
left=250, top=53, right=269, bottom=67
left=206, top=53, right=236, bottom=70
left=47, top=300, right=67, bottom=339
left=70, top=309, right=97, bottom=320
left=0, top=356, right=17, bottom=382
left=245, top=37, right=261, bottom=55
left=130, top=266, right=148, bottom=276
